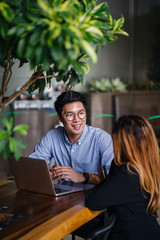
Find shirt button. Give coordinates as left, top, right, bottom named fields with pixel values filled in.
left=72, top=149, right=75, bottom=152
left=78, top=142, right=81, bottom=145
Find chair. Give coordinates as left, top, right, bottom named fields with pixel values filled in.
left=72, top=212, right=117, bottom=240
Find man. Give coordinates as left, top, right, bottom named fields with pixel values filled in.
left=29, top=91, right=114, bottom=184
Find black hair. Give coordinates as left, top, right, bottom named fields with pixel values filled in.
left=54, top=91, right=87, bottom=116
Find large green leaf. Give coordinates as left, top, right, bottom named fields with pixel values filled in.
left=92, top=2, right=108, bottom=14
left=0, top=130, right=7, bottom=140
left=0, top=140, right=6, bottom=153
left=3, top=143, right=10, bottom=160
left=0, top=20, right=8, bottom=38
left=13, top=124, right=29, bottom=135
left=80, top=61, right=90, bottom=74
left=113, top=16, right=124, bottom=31
left=7, top=26, right=18, bottom=36
left=0, top=2, right=14, bottom=22
left=86, top=26, right=103, bottom=38
left=9, top=137, right=14, bottom=153
left=0, top=116, right=29, bottom=160
left=81, top=40, right=97, bottom=63
left=1, top=116, right=14, bottom=132
left=37, top=0, right=51, bottom=14
left=17, top=38, right=27, bottom=58
left=71, top=61, right=84, bottom=75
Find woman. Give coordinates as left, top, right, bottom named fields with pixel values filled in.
left=85, top=115, right=160, bottom=240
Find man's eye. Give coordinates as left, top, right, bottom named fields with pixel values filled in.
left=79, top=111, right=85, bottom=115
left=67, top=113, right=73, bottom=117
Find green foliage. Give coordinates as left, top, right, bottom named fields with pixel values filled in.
left=0, top=0, right=128, bottom=160
left=89, top=78, right=160, bottom=92
left=0, top=0, right=128, bottom=89
left=0, top=116, right=29, bottom=160
left=88, top=77, right=127, bottom=92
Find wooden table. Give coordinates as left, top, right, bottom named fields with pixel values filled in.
left=0, top=179, right=103, bottom=240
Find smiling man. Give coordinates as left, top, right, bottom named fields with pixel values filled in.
left=29, top=91, right=114, bottom=184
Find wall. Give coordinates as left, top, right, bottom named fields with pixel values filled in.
left=86, top=91, right=160, bottom=139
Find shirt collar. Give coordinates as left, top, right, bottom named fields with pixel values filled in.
left=63, top=125, right=88, bottom=145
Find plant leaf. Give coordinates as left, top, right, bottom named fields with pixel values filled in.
left=1, top=117, right=10, bottom=131
left=17, top=38, right=27, bottom=58
left=81, top=40, right=97, bottom=63
left=0, top=2, right=14, bottom=22
left=3, top=143, right=10, bottom=160
left=9, top=137, right=14, bottom=153
left=0, top=140, right=6, bottom=153
left=0, top=130, right=7, bottom=140
left=13, top=124, right=29, bottom=135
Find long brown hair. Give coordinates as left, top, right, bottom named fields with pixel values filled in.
left=112, top=114, right=160, bottom=215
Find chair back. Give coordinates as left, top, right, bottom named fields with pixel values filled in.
left=85, top=212, right=117, bottom=240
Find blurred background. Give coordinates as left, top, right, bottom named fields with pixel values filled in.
left=0, top=0, right=160, bottom=178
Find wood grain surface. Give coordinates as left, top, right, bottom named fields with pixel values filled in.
left=0, top=180, right=103, bottom=240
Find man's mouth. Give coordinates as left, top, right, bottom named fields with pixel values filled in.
left=72, top=124, right=81, bottom=130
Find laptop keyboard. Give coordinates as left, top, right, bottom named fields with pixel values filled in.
left=55, top=188, right=69, bottom=194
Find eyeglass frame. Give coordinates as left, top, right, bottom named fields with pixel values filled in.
left=64, top=110, right=87, bottom=121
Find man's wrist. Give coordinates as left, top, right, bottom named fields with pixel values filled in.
left=83, top=172, right=90, bottom=184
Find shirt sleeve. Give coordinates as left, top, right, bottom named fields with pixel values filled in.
left=29, top=131, right=53, bottom=164
left=97, top=130, right=114, bottom=174
left=85, top=163, right=142, bottom=211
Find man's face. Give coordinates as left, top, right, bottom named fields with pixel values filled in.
left=59, top=101, right=86, bottom=141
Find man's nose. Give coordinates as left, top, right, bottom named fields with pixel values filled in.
left=73, top=114, right=79, bottom=121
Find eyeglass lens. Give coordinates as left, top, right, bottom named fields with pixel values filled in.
left=66, top=111, right=86, bottom=121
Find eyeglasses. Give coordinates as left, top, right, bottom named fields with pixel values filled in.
left=65, top=110, right=86, bottom=121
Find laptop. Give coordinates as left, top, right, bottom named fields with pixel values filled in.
left=9, top=156, right=93, bottom=196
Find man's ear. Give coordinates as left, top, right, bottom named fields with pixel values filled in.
left=57, top=114, right=62, bottom=123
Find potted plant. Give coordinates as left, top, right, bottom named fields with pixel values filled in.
left=88, top=77, right=127, bottom=92
left=0, top=0, right=128, bottom=161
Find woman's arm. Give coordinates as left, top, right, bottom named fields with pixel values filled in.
left=85, top=163, right=141, bottom=211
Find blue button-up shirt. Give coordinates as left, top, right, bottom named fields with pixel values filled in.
left=29, top=125, right=114, bottom=174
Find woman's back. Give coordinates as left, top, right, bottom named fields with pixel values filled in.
left=85, top=114, right=160, bottom=240
left=86, top=162, right=160, bottom=240
left=108, top=163, right=160, bottom=240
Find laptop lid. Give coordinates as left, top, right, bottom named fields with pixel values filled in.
left=9, top=156, right=88, bottom=196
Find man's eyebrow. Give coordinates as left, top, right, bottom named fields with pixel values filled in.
left=65, top=111, right=73, bottom=114
left=64, top=109, right=85, bottom=113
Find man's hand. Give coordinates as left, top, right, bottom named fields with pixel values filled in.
left=49, top=164, right=58, bottom=180
left=53, top=165, right=85, bottom=183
